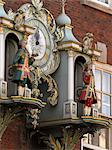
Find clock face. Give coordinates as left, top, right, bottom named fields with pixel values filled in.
left=27, top=29, right=46, bottom=60
left=26, top=19, right=52, bottom=67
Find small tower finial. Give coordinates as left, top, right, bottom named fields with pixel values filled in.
left=60, top=0, right=66, bottom=14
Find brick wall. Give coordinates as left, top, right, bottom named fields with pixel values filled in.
left=4, top=0, right=112, bottom=64
left=0, top=118, right=29, bottom=150
left=74, top=139, right=81, bottom=150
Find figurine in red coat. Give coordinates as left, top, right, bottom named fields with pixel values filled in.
left=79, top=63, right=97, bottom=116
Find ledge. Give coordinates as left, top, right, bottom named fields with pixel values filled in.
left=0, top=17, right=35, bottom=34
left=0, top=96, right=46, bottom=109
left=81, top=116, right=112, bottom=128
left=39, top=115, right=112, bottom=128
left=81, top=0, right=112, bottom=15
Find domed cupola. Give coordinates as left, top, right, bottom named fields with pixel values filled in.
left=56, top=5, right=71, bottom=26
left=56, top=0, right=80, bottom=43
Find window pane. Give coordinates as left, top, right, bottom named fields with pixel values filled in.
left=102, top=95, right=110, bottom=115
left=95, top=70, right=101, bottom=90
left=102, top=94, right=110, bottom=104
left=111, top=97, right=112, bottom=116
left=111, top=75, right=112, bottom=94
left=102, top=105, right=110, bottom=116
left=102, top=72, right=110, bottom=94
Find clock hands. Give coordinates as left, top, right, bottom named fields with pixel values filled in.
left=34, top=28, right=40, bottom=45
left=27, top=25, right=46, bottom=60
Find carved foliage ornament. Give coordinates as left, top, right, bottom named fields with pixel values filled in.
left=30, top=66, right=58, bottom=106
left=49, top=127, right=97, bottom=150
left=82, top=32, right=94, bottom=53
left=26, top=108, right=40, bottom=129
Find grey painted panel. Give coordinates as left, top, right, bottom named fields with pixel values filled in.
left=40, top=52, right=68, bottom=122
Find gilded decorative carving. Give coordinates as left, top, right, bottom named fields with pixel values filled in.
left=26, top=108, right=40, bottom=129
left=14, top=10, right=25, bottom=29
left=54, top=26, right=64, bottom=42
left=68, top=50, right=76, bottom=57
left=0, top=27, right=3, bottom=33
left=30, top=66, right=58, bottom=106
left=82, top=32, right=94, bottom=53
left=7, top=9, right=15, bottom=20
left=46, top=75, right=58, bottom=106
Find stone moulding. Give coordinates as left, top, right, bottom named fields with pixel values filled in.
left=0, top=17, right=35, bottom=35
left=81, top=116, right=112, bottom=128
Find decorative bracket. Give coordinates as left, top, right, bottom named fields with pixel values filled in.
left=49, top=126, right=97, bottom=150
left=0, top=103, right=25, bottom=140
left=0, top=97, right=46, bottom=140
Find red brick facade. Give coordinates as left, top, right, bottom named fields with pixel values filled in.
left=0, top=118, right=29, bottom=150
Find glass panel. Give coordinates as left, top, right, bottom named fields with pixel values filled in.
left=111, top=97, right=112, bottom=116
left=102, top=94, right=110, bottom=115
left=95, top=70, right=101, bottom=90
left=111, top=75, right=112, bottom=94
left=102, top=72, right=110, bottom=94
left=102, top=105, right=110, bottom=116
left=102, top=94, right=110, bottom=104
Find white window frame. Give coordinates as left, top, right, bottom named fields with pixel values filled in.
left=80, top=0, right=112, bottom=15
left=94, top=61, right=112, bottom=117
left=83, top=143, right=108, bottom=150
left=82, top=130, right=109, bottom=150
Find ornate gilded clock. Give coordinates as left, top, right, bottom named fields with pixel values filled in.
left=7, top=0, right=64, bottom=105
left=16, top=0, right=62, bottom=75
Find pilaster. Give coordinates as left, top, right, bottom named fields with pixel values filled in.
left=0, top=27, right=5, bottom=79
left=67, top=50, right=76, bottom=101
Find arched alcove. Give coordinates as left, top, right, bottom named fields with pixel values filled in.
left=74, top=56, right=86, bottom=117
left=5, top=33, right=19, bottom=96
